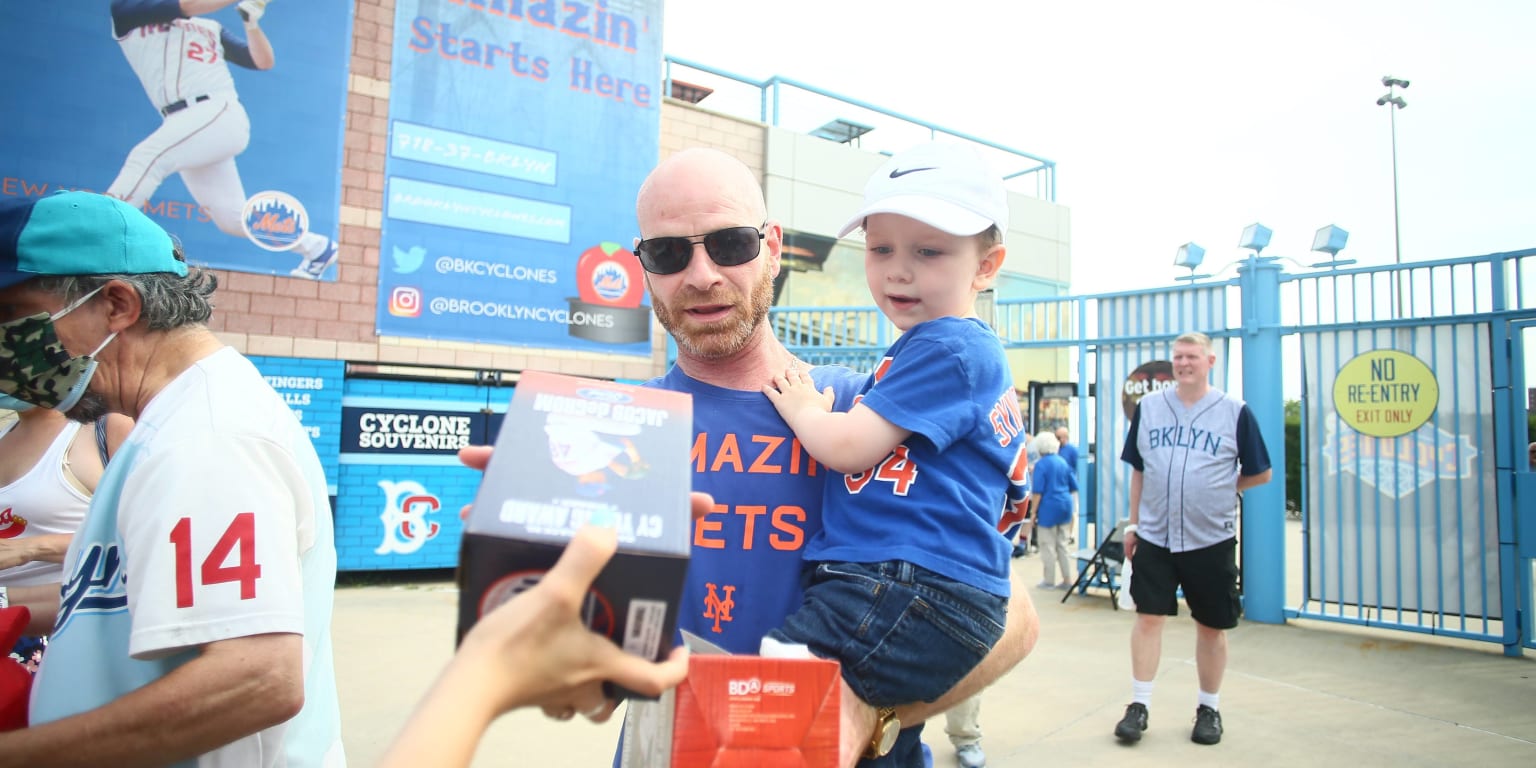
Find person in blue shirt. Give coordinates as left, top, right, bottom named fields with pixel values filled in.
left=1027, top=431, right=1079, bottom=589
left=762, top=142, right=1028, bottom=766
left=1055, top=426, right=1080, bottom=470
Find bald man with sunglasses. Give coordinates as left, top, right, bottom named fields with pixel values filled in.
left=621, top=149, right=1038, bottom=767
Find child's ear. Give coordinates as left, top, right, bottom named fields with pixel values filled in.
left=974, top=244, right=1006, bottom=291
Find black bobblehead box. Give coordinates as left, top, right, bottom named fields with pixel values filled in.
left=457, top=371, right=693, bottom=698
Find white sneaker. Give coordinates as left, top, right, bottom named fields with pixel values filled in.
left=290, top=240, right=338, bottom=280
left=956, top=743, right=986, bottom=768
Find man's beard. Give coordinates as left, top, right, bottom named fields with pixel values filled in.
left=65, top=391, right=110, bottom=425
left=651, top=267, right=774, bottom=360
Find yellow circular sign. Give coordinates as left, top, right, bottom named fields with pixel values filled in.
left=1332, top=350, right=1438, bottom=437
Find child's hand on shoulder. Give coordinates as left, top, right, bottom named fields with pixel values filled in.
left=762, top=368, right=835, bottom=421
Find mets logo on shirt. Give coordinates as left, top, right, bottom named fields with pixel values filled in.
left=242, top=190, right=310, bottom=251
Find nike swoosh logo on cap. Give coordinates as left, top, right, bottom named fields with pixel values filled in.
left=889, top=167, right=936, bottom=178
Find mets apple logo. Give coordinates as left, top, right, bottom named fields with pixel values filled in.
left=576, top=242, right=644, bottom=308
left=242, top=191, right=310, bottom=252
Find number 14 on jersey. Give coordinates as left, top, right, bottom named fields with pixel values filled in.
left=170, top=513, right=263, bottom=608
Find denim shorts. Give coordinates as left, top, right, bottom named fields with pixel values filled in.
left=768, top=559, right=1007, bottom=707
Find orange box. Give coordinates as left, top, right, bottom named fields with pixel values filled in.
left=671, top=655, right=841, bottom=768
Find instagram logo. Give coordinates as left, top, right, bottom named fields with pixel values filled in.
left=389, top=286, right=422, bottom=317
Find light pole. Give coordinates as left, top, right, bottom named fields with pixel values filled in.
left=1377, top=75, right=1408, bottom=316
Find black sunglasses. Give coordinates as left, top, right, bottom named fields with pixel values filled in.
left=634, top=225, right=765, bottom=275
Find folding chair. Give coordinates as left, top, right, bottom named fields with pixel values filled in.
left=1061, top=519, right=1129, bottom=608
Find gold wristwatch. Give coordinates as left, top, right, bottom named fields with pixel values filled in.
left=864, top=706, right=900, bottom=759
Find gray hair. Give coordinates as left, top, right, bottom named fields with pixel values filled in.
left=1174, top=331, right=1213, bottom=353
left=32, top=257, right=216, bottom=330
left=1033, top=430, right=1060, bottom=455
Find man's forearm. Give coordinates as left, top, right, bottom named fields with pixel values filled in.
left=834, top=574, right=1040, bottom=764
left=893, top=586, right=1039, bottom=724
left=6, top=583, right=60, bottom=636
left=0, top=633, right=304, bottom=767
left=246, top=24, right=275, bottom=69
left=1237, top=468, right=1273, bottom=492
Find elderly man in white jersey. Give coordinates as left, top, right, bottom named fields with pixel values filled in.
left=0, top=190, right=343, bottom=765
left=1113, top=331, right=1271, bottom=747
left=107, top=0, right=339, bottom=279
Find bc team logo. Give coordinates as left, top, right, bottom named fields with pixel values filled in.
left=375, top=479, right=442, bottom=556
left=241, top=190, right=311, bottom=252
left=389, top=286, right=423, bottom=317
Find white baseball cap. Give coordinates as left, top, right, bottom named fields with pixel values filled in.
left=836, top=142, right=1010, bottom=238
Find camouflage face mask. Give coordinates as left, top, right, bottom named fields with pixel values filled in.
left=0, top=286, right=116, bottom=413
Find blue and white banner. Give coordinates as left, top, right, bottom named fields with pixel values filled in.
left=378, top=0, right=661, bottom=354
left=250, top=355, right=345, bottom=496
left=0, top=2, right=351, bottom=281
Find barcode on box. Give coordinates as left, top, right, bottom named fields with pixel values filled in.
left=624, top=598, right=667, bottom=658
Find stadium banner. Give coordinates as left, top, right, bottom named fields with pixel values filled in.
left=377, top=0, right=661, bottom=354
left=0, top=2, right=351, bottom=282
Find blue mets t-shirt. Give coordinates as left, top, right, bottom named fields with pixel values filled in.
left=648, top=364, right=866, bottom=653
left=806, top=317, right=1024, bottom=597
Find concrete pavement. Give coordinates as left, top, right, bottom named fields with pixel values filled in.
left=334, top=533, right=1536, bottom=767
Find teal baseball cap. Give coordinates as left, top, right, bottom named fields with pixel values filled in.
left=0, top=190, right=184, bottom=289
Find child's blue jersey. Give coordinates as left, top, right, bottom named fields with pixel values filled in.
left=648, top=364, right=866, bottom=653
left=806, top=317, right=1024, bottom=597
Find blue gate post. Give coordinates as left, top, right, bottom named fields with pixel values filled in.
left=1238, top=256, right=1287, bottom=623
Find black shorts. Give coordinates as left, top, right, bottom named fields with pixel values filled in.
left=1129, top=537, right=1241, bottom=630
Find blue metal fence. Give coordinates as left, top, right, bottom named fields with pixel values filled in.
left=775, top=247, right=1536, bottom=654
left=1282, top=250, right=1536, bottom=653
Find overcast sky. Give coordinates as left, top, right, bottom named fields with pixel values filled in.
left=660, top=0, right=1536, bottom=295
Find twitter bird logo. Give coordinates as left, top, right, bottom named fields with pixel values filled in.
left=392, top=245, right=426, bottom=274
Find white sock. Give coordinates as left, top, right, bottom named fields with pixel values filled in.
left=1132, top=678, right=1154, bottom=706
left=1198, top=690, right=1220, bottom=710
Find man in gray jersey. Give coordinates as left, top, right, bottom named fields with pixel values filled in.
left=1112, top=332, right=1271, bottom=747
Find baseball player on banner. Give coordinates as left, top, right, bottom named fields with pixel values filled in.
left=107, top=0, right=339, bottom=280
